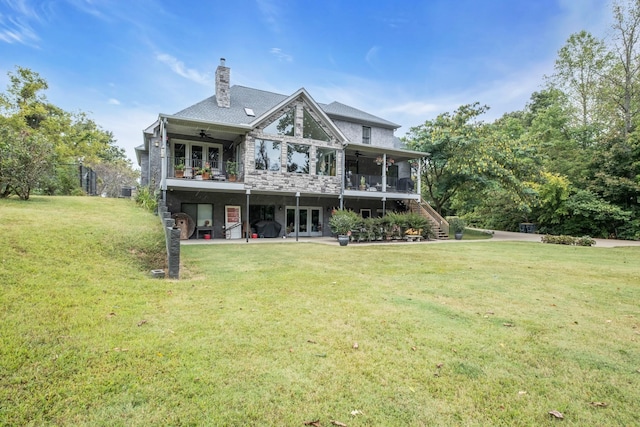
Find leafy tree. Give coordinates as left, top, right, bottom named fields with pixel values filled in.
left=562, top=189, right=632, bottom=237
left=0, top=124, right=54, bottom=200
left=405, top=103, right=540, bottom=217
left=547, top=30, right=612, bottom=146
left=1, top=66, right=135, bottom=198
left=404, top=103, right=489, bottom=215
left=531, top=172, right=570, bottom=228
left=607, top=0, right=640, bottom=137
left=587, top=132, right=640, bottom=209
left=92, top=159, right=139, bottom=197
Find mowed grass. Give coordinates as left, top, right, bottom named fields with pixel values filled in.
left=1, top=197, right=639, bottom=426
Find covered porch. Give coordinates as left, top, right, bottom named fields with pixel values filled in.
left=158, top=115, right=251, bottom=191
left=342, top=143, right=424, bottom=198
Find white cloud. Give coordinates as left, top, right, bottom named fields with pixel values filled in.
left=365, top=46, right=379, bottom=65
left=270, top=48, right=293, bottom=62
left=0, top=1, right=40, bottom=46
left=107, top=98, right=120, bottom=105
left=156, top=53, right=212, bottom=85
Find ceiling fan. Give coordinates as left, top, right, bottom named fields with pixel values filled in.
left=199, top=129, right=213, bottom=139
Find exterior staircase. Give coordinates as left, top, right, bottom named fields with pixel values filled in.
left=409, top=199, right=449, bottom=240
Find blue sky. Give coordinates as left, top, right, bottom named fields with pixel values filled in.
left=0, top=0, right=612, bottom=165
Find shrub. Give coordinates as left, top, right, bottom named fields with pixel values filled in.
left=575, top=236, right=596, bottom=246
left=448, top=216, right=466, bottom=234
left=541, top=234, right=596, bottom=246
left=135, top=185, right=158, bottom=213
left=328, top=209, right=361, bottom=235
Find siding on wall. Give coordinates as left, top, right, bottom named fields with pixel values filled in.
left=332, top=119, right=396, bottom=148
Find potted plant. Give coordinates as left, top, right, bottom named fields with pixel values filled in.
left=448, top=217, right=466, bottom=240
left=359, top=176, right=366, bottom=190
left=226, top=160, right=238, bottom=182
left=174, top=162, right=185, bottom=178
left=329, top=209, right=360, bottom=246
left=194, top=167, right=203, bottom=180
left=202, top=162, right=211, bottom=180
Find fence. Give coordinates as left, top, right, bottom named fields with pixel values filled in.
left=79, top=165, right=97, bottom=195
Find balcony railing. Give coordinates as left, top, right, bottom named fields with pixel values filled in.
left=169, top=157, right=243, bottom=182
left=345, top=173, right=416, bottom=194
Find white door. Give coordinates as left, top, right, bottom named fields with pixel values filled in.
left=225, top=206, right=242, bottom=239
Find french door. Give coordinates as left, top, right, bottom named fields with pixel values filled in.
left=286, top=207, right=323, bottom=237
left=173, top=141, right=222, bottom=175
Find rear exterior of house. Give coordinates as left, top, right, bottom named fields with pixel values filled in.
left=137, top=59, right=445, bottom=239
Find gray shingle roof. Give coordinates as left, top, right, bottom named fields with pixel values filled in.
left=172, top=85, right=399, bottom=129
left=319, top=101, right=400, bottom=129
left=173, top=86, right=287, bottom=125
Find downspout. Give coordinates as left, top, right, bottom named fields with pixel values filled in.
left=160, top=117, right=168, bottom=203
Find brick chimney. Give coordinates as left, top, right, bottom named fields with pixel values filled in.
left=215, top=58, right=230, bottom=108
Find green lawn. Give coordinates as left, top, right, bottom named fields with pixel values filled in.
left=1, top=197, right=639, bottom=426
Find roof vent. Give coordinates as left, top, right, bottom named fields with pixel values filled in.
left=244, top=107, right=255, bottom=117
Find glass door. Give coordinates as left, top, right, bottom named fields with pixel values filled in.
left=286, top=207, right=323, bottom=237
left=208, top=146, right=221, bottom=172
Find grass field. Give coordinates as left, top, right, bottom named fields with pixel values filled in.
left=1, top=196, right=639, bottom=426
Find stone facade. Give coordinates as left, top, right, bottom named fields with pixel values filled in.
left=242, top=97, right=343, bottom=195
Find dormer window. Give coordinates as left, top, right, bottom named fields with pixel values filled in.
left=362, top=126, right=371, bottom=144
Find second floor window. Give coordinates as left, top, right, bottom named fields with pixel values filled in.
left=316, top=148, right=336, bottom=176
left=362, top=126, right=371, bottom=144
left=255, top=139, right=281, bottom=171
left=287, top=143, right=309, bottom=173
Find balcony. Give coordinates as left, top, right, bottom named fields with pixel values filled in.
left=345, top=173, right=416, bottom=195
left=169, top=158, right=243, bottom=183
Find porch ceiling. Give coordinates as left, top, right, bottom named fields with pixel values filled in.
left=344, top=143, right=427, bottom=161
left=161, top=115, right=251, bottom=141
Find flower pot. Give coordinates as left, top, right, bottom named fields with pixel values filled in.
left=204, top=234, right=211, bottom=240
left=195, top=175, right=203, bottom=181
left=338, top=235, right=349, bottom=246
left=175, top=170, right=184, bottom=178
left=229, top=175, right=237, bottom=182
left=202, top=172, right=210, bottom=180
left=454, top=232, right=463, bottom=240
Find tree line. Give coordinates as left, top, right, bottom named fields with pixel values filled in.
left=0, top=66, right=137, bottom=200
left=404, top=0, right=640, bottom=240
